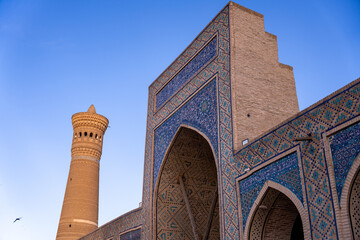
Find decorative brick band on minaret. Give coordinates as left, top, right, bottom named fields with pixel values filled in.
left=56, top=105, right=109, bottom=240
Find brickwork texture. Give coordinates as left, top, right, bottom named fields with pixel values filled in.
left=69, top=2, right=360, bottom=240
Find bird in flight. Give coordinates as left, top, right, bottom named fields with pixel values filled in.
left=13, top=217, right=22, bottom=223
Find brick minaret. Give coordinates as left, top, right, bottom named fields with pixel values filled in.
left=56, top=105, right=109, bottom=240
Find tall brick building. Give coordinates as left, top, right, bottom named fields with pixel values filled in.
left=58, top=2, right=360, bottom=239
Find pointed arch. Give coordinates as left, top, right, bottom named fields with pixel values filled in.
left=153, top=124, right=219, bottom=194
left=243, top=180, right=310, bottom=240
left=339, top=153, right=360, bottom=239
left=153, top=125, right=220, bottom=239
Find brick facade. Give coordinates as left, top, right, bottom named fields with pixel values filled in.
left=77, top=2, right=360, bottom=240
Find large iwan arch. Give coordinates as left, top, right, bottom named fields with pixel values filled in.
left=154, top=127, right=220, bottom=240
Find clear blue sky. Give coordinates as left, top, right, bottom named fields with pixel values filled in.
left=0, top=0, right=359, bottom=239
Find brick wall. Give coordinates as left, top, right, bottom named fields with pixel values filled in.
left=229, top=2, right=299, bottom=152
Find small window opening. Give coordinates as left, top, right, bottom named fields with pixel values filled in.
left=79, top=132, right=82, bottom=137
left=99, top=136, right=102, bottom=142
left=84, top=132, right=87, bottom=137
left=69, top=224, right=71, bottom=228
left=90, top=132, right=93, bottom=138
left=74, top=133, right=77, bottom=138
left=95, top=134, right=98, bottom=139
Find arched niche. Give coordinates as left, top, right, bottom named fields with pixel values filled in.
left=244, top=181, right=309, bottom=240
left=154, top=127, right=220, bottom=240
left=349, top=169, right=360, bottom=240
left=338, top=153, right=360, bottom=240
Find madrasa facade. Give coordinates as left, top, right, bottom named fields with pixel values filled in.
left=56, top=2, right=360, bottom=240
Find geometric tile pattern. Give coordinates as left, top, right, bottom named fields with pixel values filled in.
left=141, top=2, right=360, bottom=239
left=231, top=82, right=360, bottom=239
left=238, top=152, right=303, bottom=231
left=155, top=128, right=219, bottom=239
left=329, top=121, right=360, bottom=203
left=156, top=37, right=218, bottom=109
left=120, top=229, right=141, bottom=240
left=79, top=208, right=142, bottom=240
left=153, top=79, right=218, bottom=187
left=143, top=6, right=230, bottom=239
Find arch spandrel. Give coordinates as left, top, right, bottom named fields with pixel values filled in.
left=237, top=151, right=305, bottom=234
left=152, top=79, right=219, bottom=189
left=329, top=121, right=360, bottom=203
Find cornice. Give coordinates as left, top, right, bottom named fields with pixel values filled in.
left=72, top=120, right=108, bottom=132
left=72, top=112, right=109, bottom=132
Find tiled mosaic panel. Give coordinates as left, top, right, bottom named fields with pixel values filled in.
left=143, top=6, right=230, bottom=239
left=156, top=128, right=219, bottom=239
left=120, top=229, right=141, bottom=240
left=142, top=0, right=360, bottom=237
left=238, top=152, right=303, bottom=230
left=156, top=36, right=218, bottom=109
left=329, top=121, right=360, bottom=202
left=79, top=208, right=142, bottom=240
left=230, top=81, right=360, bottom=239
left=349, top=169, right=360, bottom=239
left=153, top=79, right=218, bottom=187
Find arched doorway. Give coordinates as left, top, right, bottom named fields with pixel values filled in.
left=155, top=127, right=220, bottom=240
left=249, top=188, right=304, bottom=240
left=349, top=169, right=360, bottom=239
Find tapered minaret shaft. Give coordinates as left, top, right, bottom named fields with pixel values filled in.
left=56, top=105, right=108, bottom=240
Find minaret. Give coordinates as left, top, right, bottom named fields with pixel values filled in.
left=56, top=105, right=109, bottom=240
